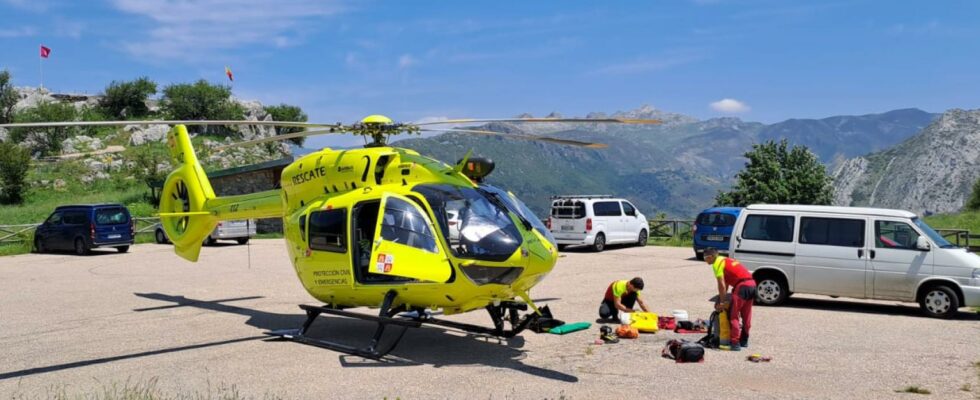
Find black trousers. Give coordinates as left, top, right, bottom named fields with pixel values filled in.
left=599, top=292, right=637, bottom=319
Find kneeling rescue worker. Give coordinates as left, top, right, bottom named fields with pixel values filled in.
left=704, top=247, right=756, bottom=351
left=598, top=277, right=650, bottom=320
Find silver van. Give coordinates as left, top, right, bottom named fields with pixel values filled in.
left=730, top=204, right=980, bottom=318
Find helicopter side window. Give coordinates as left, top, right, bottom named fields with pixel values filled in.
left=309, top=209, right=347, bottom=253
left=380, top=197, right=438, bottom=253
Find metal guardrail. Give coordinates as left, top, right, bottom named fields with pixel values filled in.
left=0, top=224, right=40, bottom=244
left=648, top=219, right=694, bottom=238
left=935, top=229, right=978, bottom=251
left=0, top=217, right=161, bottom=246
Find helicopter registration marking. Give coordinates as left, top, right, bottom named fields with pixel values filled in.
left=291, top=166, right=327, bottom=185
left=376, top=253, right=394, bottom=273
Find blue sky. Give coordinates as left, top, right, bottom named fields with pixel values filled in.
left=1, top=0, right=979, bottom=148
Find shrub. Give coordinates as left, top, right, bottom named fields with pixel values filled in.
left=263, top=104, right=309, bottom=146
left=0, top=69, right=17, bottom=124
left=0, top=141, right=31, bottom=203
left=10, top=101, right=79, bottom=156
left=160, top=80, right=243, bottom=135
left=99, top=77, right=157, bottom=119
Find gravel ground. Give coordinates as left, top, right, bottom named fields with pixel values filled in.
left=1, top=240, right=978, bottom=399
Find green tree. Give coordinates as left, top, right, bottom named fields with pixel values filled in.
left=716, top=139, right=833, bottom=207
left=99, top=77, right=157, bottom=119
left=131, top=147, right=169, bottom=203
left=966, top=177, right=980, bottom=211
left=0, top=141, right=31, bottom=204
left=263, top=104, right=309, bottom=146
left=10, top=101, right=79, bottom=156
left=160, top=80, right=243, bottom=135
left=0, top=69, right=18, bottom=124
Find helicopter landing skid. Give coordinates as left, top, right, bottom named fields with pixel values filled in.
left=418, top=302, right=535, bottom=338
left=266, top=291, right=421, bottom=359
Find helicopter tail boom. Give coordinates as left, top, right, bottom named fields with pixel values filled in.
left=158, top=125, right=283, bottom=262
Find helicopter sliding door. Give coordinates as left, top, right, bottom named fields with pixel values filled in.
left=369, top=193, right=452, bottom=283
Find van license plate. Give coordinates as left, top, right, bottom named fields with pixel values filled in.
left=561, top=225, right=574, bottom=231
left=707, top=235, right=724, bottom=242
left=108, top=234, right=121, bottom=239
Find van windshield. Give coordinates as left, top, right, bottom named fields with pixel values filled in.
left=697, top=212, right=736, bottom=226
left=96, top=208, right=129, bottom=225
left=912, top=218, right=955, bottom=248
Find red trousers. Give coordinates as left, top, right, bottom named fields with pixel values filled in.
left=729, top=281, right=756, bottom=344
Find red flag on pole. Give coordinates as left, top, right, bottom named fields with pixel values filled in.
left=40, top=45, right=51, bottom=58
left=225, top=66, right=234, bottom=82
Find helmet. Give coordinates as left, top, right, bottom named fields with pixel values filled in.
left=600, top=325, right=613, bottom=335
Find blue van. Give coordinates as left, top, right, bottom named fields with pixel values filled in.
left=34, top=204, right=134, bottom=255
left=693, top=207, right=742, bottom=260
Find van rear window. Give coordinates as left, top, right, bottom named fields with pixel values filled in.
left=742, top=214, right=794, bottom=242
left=697, top=213, right=736, bottom=227
left=95, top=208, right=129, bottom=225
left=551, top=200, right=586, bottom=219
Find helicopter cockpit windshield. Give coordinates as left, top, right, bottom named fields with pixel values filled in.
left=477, top=184, right=557, bottom=247
left=414, top=184, right=522, bottom=262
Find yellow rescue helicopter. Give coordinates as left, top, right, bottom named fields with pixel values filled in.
left=2, top=115, right=658, bottom=358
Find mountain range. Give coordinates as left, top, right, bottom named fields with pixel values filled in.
left=394, top=106, right=939, bottom=217
left=833, top=109, right=980, bottom=214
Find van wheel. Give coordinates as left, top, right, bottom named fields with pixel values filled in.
left=695, top=251, right=704, bottom=261
left=754, top=273, right=788, bottom=306
left=155, top=230, right=167, bottom=244
left=919, top=285, right=959, bottom=319
left=117, top=246, right=130, bottom=253
left=592, top=233, right=605, bottom=252
left=636, top=230, right=647, bottom=247
left=35, top=238, right=46, bottom=254
left=204, top=237, right=216, bottom=246
left=74, top=238, right=90, bottom=256
left=557, top=244, right=568, bottom=251
left=237, top=238, right=249, bottom=245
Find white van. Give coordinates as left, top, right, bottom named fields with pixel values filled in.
left=548, top=195, right=648, bottom=252
left=729, top=204, right=980, bottom=318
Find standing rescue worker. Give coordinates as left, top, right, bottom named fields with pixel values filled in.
left=598, top=277, right=650, bottom=320
left=703, top=247, right=756, bottom=351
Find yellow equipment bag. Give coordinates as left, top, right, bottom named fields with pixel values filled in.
left=629, top=312, right=659, bottom=333
left=718, top=310, right=731, bottom=346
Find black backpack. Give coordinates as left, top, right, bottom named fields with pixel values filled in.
left=528, top=306, right=565, bottom=333
left=697, top=311, right=721, bottom=348
left=662, top=339, right=705, bottom=363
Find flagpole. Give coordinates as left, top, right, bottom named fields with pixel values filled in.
left=38, top=46, right=43, bottom=90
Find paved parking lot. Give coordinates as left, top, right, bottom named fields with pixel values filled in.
left=1, top=240, right=978, bottom=399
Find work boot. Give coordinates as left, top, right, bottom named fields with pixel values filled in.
left=730, top=343, right=742, bottom=351
left=739, top=338, right=749, bottom=348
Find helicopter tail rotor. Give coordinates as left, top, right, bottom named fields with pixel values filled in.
left=158, top=125, right=219, bottom=262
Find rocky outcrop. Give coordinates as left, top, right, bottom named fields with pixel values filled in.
left=61, top=135, right=104, bottom=154
left=126, top=124, right=170, bottom=145
left=14, top=87, right=101, bottom=111
left=833, top=109, right=980, bottom=214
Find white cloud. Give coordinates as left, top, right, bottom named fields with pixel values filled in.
left=0, top=26, right=37, bottom=38
left=398, top=54, right=417, bottom=69
left=110, top=0, right=347, bottom=61
left=710, top=98, right=751, bottom=113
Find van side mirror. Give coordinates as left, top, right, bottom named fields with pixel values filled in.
left=915, top=236, right=931, bottom=251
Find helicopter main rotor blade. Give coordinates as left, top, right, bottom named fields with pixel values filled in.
left=414, top=118, right=661, bottom=126
left=421, top=128, right=608, bottom=149
left=211, top=127, right=350, bottom=151
left=0, top=120, right=342, bottom=129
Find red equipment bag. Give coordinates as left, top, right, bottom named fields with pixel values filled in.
left=658, top=316, right=676, bottom=330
